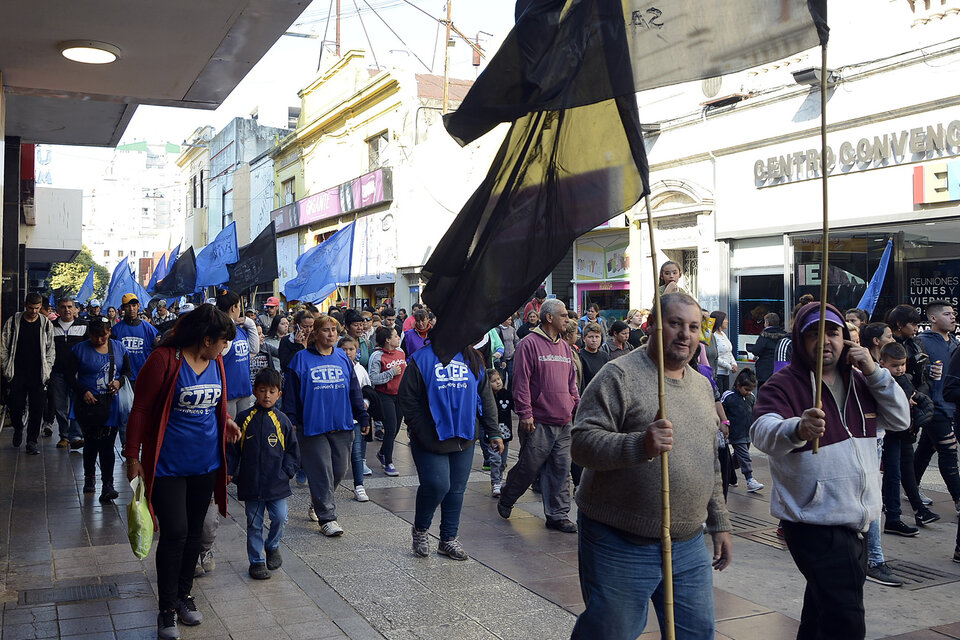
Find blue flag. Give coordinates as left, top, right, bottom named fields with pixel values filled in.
left=76, top=266, right=95, bottom=303
left=284, top=223, right=355, bottom=303
left=131, top=264, right=151, bottom=306
left=49, top=293, right=55, bottom=308
left=103, top=257, right=132, bottom=310
left=146, top=254, right=167, bottom=294
left=196, top=223, right=239, bottom=287
left=857, top=238, right=893, bottom=315
left=163, top=243, right=181, bottom=280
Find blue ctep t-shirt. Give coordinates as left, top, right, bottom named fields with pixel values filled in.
left=71, top=340, right=129, bottom=427
left=156, top=361, right=222, bottom=478
left=287, top=347, right=356, bottom=436
left=410, top=345, right=483, bottom=442
left=223, top=324, right=253, bottom=400
left=110, top=320, right=159, bottom=381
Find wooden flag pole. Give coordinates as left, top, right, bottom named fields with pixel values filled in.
left=813, top=42, right=830, bottom=454
left=645, top=193, right=674, bottom=639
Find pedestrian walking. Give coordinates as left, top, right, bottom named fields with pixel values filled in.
left=338, top=335, right=373, bottom=502
left=49, top=296, right=88, bottom=449
left=368, top=325, right=405, bottom=477
left=110, top=293, right=160, bottom=444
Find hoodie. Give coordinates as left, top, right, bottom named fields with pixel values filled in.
left=512, top=326, right=579, bottom=425
left=750, top=302, right=910, bottom=532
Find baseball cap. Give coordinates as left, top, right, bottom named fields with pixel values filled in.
left=800, top=308, right=845, bottom=334
left=265, top=296, right=281, bottom=308
left=88, top=299, right=101, bottom=307
left=178, top=302, right=196, bottom=316
left=121, top=293, right=139, bottom=306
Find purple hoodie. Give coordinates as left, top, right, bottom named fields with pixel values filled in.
left=512, top=326, right=580, bottom=425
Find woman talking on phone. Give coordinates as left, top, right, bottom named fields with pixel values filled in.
left=279, top=310, right=315, bottom=372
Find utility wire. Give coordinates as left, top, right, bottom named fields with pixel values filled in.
left=353, top=0, right=380, bottom=69
left=318, top=0, right=335, bottom=70
left=362, top=0, right=432, bottom=71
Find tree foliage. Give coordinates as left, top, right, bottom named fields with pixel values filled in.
left=48, top=246, right=110, bottom=301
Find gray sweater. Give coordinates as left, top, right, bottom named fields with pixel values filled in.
left=572, top=347, right=730, bottom=540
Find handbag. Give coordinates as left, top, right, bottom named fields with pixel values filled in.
left=75, top=345, right=115, bottom=428
left=127, top=476, right=154, bottom=559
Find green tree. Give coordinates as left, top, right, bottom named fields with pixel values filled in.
left=48, top=246, right=110, bottom=302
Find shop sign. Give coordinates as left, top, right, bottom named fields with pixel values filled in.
left=913, top=160, right=960, bottom=204
left=907, top=262, right=960, bottom=309
left=298, top=167, right=393, bottom=226
left=271, top=203, right=298, bottom=233
left=754, top=120, right=960, bottom=188
left=576, top=247, right=605, bottom=280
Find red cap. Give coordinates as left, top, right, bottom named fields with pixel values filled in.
left=265, top=296, right=281, bottom=308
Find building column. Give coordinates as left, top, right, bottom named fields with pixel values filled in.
left=2, top=134, right=22, bottom=327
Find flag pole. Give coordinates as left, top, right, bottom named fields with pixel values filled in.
left=813, top=42, right=830, bottom=454
left=645, top=193, right=674, bottom=640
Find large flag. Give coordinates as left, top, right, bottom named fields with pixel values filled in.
left=425, top=0, right=828, bottom=361
left=76, top=266, right=95, bottom=303
left=284, top=223, right=355, bottom=304
left=146, top=254, right=167, bottom=294
left=857, top=239, right=893, bottom=315
left=103, top=257, right=132, bottom=310
left=155, top=247, right=198, bottom=298
left=130, top=263, right=151, bottom=307
left=163, top=243, right=181, bottom=280
left=196, top=222, right=240, bottom=287
left=227, top=221, right=278, bottom=292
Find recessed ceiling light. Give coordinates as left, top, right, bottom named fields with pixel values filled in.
left=58, top=40, right=121, bottom=64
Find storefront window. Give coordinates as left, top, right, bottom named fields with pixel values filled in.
left=580, top=287, right=630, bottom=325
left=901, top=221, right=960, bottom=315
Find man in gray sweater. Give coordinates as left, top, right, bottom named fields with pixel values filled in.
left=571, top=293, right=731, bottom=640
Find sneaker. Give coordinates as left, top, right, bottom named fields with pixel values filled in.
left=492, top=483, right=502, bottom=497
left=384, top=463, right=399, bottom=477
left=497, top=499, right=512, bottom=519
left=438, top=538, right=469, bottom=561
left=42, top=425, right=53, bottom=438
left=866, top=562, right=903, bottom=587
left=320, top=521, right=344, bottom=537
left=295, top=470, right=308, bottom=486
left=481, top=463, right=491, bottom=471
left=728, top=478, right=739, bottom=487
left=70, top=438, right=84, bottom=450
left=545, top=518, right=578, bottom=533
left=955, top=499, right=960, bottom=517
left=199, top=549, right=215, bottom=572
left=83, top=476, right=96, bottom=494
left=376, top=450, right=387, bottom=467
left=12, top=430, right=23, bottom=448
left=248, top=563, right=270, bottom=580
left=157, top=610, right=180, bottom=640
left=362, top=463, right=373, bottom=476
left=25, top=444, right=39, bottom=455
left=266, top=547, right=282, bottom=570
left=354, top=485, right=369, bottom=502
left=954, top=546, right=960, bottom=563
left=884, top=519, right=919, bottom=537
left=915, top=507, right=941, bottom=526
left=56, top=438, right=69, bottom=449
left=746, top=478, right=764, bottom=493
left=193, top=561, right=205, bottom=578
left=176, top=595, right=202, bottom=625
left=412, top=527, right=430, bottom=557
left=307, top=505, right=319, bottom=522
left=374, top=426, right=384, bottom=441
left=99, top=482, right=119, bottom=503
left=918, top=490, right=934, bottom=505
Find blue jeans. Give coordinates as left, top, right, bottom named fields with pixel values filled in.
left=867, top=438, right=884, bottom=567
left=244, top=498, right=288, bottom=565
left=49, top=372, right=81, bottom=441
left=410, top=441, right=475, bottom=541
left=489, top=441, right=509, bottom=485
left=351, top=422, right=367, bottom=486
left=572, top=514, right=715, bottom=640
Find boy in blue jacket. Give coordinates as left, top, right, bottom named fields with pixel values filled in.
left=721, top=369, right=763, bottom=493
left=227, top=368, right=300, bottom=580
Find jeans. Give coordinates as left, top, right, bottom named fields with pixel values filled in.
left=299, top=428, right=353, bottom=523
left=883, top=430, right=923, bottom=518
left=244, top=498, right=288, bottom=565
left=868, top=438, right=884, bottom=566
left=489, top=441, right=510, bottom=485
left=914, top=414, right=960, bottom=500
left=410, top=440, right=475, bottom=541
left=49, top=372, right=81, bottom=441
left=781, top=521, right=866, bottom=640
left=151, top=471, right=216, bottom=611
left=81, top=428, right=117, bottom=484
left=8, top=376, right=46, bottom=446
left=351, top=422, right=367, bottom=487
left=499, top=421, right=572, bottom=520
left=377, top=392, right=401, bottom=465
left=571, top=514, right=715, bottom=640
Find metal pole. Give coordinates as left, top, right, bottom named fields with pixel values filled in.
left=442, top=0, right=452, bottom=113
left=645, top=194, right=674, bottom=640
left=813, top=43, right=829, bottom=454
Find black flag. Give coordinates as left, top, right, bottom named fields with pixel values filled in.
left=227, top=221, right=278, bottom=292
left=155, top=247, right=197, bottom=298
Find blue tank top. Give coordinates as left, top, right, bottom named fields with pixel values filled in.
left=156, top=360, right=222, bottom=477
left=223, top=325, right=253, bottom=400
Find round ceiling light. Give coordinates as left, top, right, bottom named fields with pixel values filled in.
left=58, top=40, right=121, bottom=64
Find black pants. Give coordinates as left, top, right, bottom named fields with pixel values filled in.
left=152, top=472, right=216, bottom=611
left=914, top=414, right=960, bottom=501
left=717, top=445, right=735, bottom=500
left=81, top=427, right=118, bottom=484
left=8, top=376, right=46, bottom=446
left=781, top=521, right=866, bottom=640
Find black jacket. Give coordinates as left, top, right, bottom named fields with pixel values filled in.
left=398, top=353, right=499, bottom=454
left=893, top=334, right=929, bottom=395
left=748, top=326, right=789, bottom=382
left=278, top=336, right=305, bottom=372
left=226, top=405, right=300, bottom=502
left=52, top=318, right=89, bottom=372
left=891, top=373, right=934, bottom=434
left=721, top=389, right=755, bottom=445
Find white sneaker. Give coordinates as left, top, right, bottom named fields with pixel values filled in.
left=492, top=483, right=501, bottom=497
left=354, top=485, right=369, bottom=502
left=320, top=520, right=344, bottom=536
left=307, top=505, right=318, bottom=522
left=362, top=463, right=373, bottom=476
left=918, top=490, right=934, bottom=505
left=746, top=478, right=764, bottom=493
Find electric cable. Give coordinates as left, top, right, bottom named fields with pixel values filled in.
left=362, top=0, right=432, bottom=71
left=352, top=0, right=380, bottom=69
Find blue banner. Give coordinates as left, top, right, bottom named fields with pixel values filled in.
left=196, top=223, right=240, bottom=287
left=284, top=223, right=355, bottom=303
left=164, top=243, right=181, bottom=280
left=857, top=238, right=893, bottom=315
left=76, top=267, right=95, bottom=304
left=103, top=257, right=132, bottom=310
left=146, top=254, right=167, bottom=294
